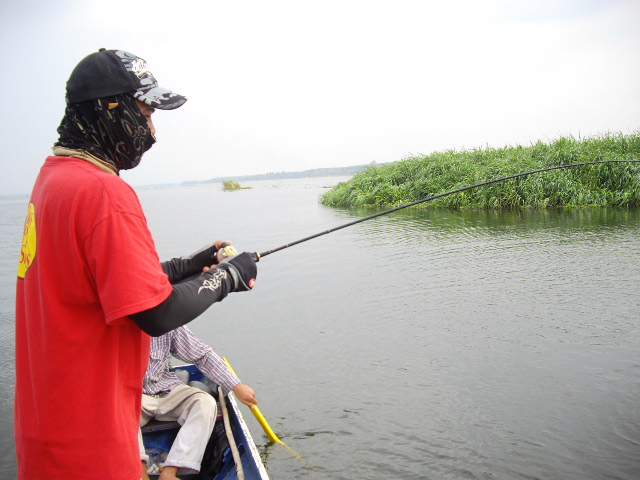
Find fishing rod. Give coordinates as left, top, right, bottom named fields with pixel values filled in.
left=252, top=159, right=639, bottom=260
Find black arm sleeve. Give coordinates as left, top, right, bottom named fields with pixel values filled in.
left=131, top=266, right=234, bottom=336
left=161, top=243, right=219, bottom=283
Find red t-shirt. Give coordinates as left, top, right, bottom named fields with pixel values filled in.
left=15, top=157, right=173, bottom=480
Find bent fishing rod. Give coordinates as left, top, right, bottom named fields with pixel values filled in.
left=252, top=159, right=639, bottom=260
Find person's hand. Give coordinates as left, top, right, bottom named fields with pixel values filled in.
left=233, top=382, right=257, bottom=407
left=218, top=252, right=258, bottom=291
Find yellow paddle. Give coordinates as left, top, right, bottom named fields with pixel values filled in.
left=222, top=357, right=285, bottom=444
left=223, top=357, right=304, bottom=460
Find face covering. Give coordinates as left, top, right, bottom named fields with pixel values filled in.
left=54, top=93, right=155, bottom=171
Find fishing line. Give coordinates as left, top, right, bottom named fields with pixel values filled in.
left=256, top=159, right=640, bottom=259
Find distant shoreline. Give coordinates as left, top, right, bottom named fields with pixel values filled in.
left=179, top=163, right=375, bottom=186
left=0, top=163, right=378, bottom=197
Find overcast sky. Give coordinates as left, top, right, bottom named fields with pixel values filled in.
left=0, top=0, right=638, bottom=195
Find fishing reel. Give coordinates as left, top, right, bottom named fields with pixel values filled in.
left=216, top=243, right=238, bottom=263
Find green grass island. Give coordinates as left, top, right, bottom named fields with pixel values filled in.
left=321, top=132, right=640, bottom=209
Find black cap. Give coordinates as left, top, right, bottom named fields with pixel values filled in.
left=66, top=48, right=187, bottom=110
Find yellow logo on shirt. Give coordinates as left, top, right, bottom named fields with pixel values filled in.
left=18, top=203, right=37, bottom=279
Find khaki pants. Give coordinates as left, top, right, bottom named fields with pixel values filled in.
left=138, top=384, right=217, bottom=473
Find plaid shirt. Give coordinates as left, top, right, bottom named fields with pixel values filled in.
left=142, top=326, right=240, bottom=396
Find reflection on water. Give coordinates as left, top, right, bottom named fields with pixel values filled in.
left=1, top=179, right=639, bottom=480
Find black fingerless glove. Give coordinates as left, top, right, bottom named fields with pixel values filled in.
left=217, top=252, right=258, bottom=291
left=161, top=243, right=218, bottom=283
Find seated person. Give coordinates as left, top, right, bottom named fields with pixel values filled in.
left=139, top=325, right=257, bottom=480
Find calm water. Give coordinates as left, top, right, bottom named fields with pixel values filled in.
left=1, top=177, right=639, bottom=479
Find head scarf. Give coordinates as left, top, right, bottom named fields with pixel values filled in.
left=54, top=93, right=155, bottom=171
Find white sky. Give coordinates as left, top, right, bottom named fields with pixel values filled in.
left=0, top=0, right=638, bottom=195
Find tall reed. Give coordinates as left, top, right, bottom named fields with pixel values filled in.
left=321, top=132, right=640, bottom=209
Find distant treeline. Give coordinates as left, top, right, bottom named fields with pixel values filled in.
left=181, top=164, right=374, bottom=185
left=321, top=132, right=640, bottom=209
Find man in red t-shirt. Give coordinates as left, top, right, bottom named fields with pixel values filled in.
left=15, top=49, right=259, bottom=480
